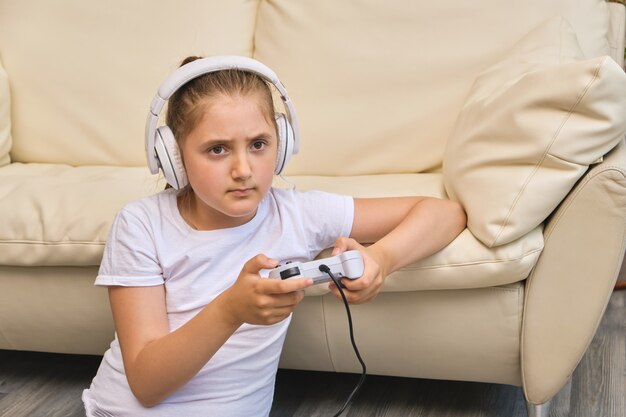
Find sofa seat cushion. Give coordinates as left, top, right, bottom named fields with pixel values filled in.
left=280, top=175, right=544, bottom=293
left=0, top=163, right=164, bottom=266
left=0, top=164, right=543, bottom=291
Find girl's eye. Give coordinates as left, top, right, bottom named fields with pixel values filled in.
left=252, top=141, right=266, bottom=150
left=209, top=146, right=224, bottom=155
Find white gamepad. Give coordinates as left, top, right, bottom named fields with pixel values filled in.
left=269, top=250, right=365, bottom=285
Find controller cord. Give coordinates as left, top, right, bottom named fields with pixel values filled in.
left=319, top=264, right=367, bottom=417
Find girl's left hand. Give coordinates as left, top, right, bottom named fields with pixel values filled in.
left=328, top=237, right=389, bottom=304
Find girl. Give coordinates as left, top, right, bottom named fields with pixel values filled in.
left=83, top=56, right=466, bottom=416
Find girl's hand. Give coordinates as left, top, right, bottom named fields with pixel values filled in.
left=328, top=237, right=389, bottom=304
left=223, top=254, right=313, bottom=326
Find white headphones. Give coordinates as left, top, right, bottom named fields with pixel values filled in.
left=145, top=56, right=300, bottom=189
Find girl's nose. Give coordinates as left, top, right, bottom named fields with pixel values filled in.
left=232, top=152, right=252, bottom=180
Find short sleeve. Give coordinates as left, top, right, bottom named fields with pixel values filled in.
left=293, top=190, right=355, bottom=255
left=96, top=208, right=165, bottom=287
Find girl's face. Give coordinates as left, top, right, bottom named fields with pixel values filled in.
left=180, top=93, right=278, bottom=230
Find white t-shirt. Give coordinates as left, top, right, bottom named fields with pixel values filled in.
left=83, top=187, right=354, bottom=417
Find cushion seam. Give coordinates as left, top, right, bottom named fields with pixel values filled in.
left=321, top=296, right=337, bottom=372
left=0, top=240, right=105, bottom=245
left=400, top=247, right=543, bottom=270
left=492, top=57, right=604, bottom=246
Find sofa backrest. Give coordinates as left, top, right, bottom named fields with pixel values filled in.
left=254, top=0, right=613, bottom=176
left=0, top=0, right=257, bottom=167
left=0, top=0, right=615, bottom=175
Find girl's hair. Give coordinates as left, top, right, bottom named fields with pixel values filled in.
left=166, top=56, right=277, bottom=145
left=164, top=56, right=278, bottom=195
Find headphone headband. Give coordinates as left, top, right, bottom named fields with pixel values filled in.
left=145, top=56, right=300, bottom=174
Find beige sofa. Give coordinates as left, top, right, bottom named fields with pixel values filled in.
left=1, top=1, right=625, bottom=415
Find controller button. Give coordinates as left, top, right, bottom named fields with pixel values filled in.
left=280, top=266, right=301, bottom=279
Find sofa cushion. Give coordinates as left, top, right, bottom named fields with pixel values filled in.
left=443, top=16, right=626, bottom=248
left=253, top=0, right=612, bottom=177
left=0, top=0, right=258, bottom=167
left=0, top=165, right=543, bottom=291
left=0, top=164, right=165, bottom=266
left=281, top=175, right=544, bottom=293
left=0, top=58, right=10, bottom=167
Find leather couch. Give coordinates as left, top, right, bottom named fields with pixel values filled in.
left=0, top=1, right=625, bottom=415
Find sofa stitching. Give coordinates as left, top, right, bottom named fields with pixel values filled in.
left=321, top=296, right=337, bottom=372
left=251, top=0, right=263, bottom=57
left=492, top=57, right=604, bottom=247
left=0, top=240, right=105, bottom=245
left=398, top=247, right=544, bottom=270
left=485, top=286, right=521, bottom=293
left=517, top=276, right=525, bottom=392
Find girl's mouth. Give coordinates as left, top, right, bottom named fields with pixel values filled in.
left=228, top=188, right=254, bottom=197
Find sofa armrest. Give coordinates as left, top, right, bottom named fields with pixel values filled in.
left=521, top=139, right=626, bottom=404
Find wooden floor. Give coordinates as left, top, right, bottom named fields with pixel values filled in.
left=0, top=288, right=624, bottom=416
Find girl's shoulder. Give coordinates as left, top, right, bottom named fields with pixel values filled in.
left=269, top=187, right=348, bottom=206
left=269, top=186, right=328, bottom=201
left=267, top=187, right=309, bottom=210
left=117, top=188, right=176, bottom=221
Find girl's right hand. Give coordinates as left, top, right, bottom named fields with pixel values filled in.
left=222, top=254, right=313, bottom=326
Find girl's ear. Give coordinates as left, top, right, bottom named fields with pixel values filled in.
left=155, top=126, right=188, bottom=189
left=274, top=113, right=295, bottom=175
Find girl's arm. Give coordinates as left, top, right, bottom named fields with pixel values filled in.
left=109, top=254, right=312, bottom=407
left=328, top=196, right=466, bottom=303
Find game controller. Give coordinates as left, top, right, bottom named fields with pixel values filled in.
left=269, top=250, right=365, bottom=285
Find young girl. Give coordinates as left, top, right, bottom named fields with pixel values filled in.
left=82, top=56, right=466, bottom=417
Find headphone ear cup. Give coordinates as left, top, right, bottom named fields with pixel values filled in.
left=155, top=126, right=188, bottom=189
left=274, top=113, right=294, bottom=175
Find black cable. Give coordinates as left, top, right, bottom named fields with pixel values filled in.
left=319, top=264, right=367, bottom=417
